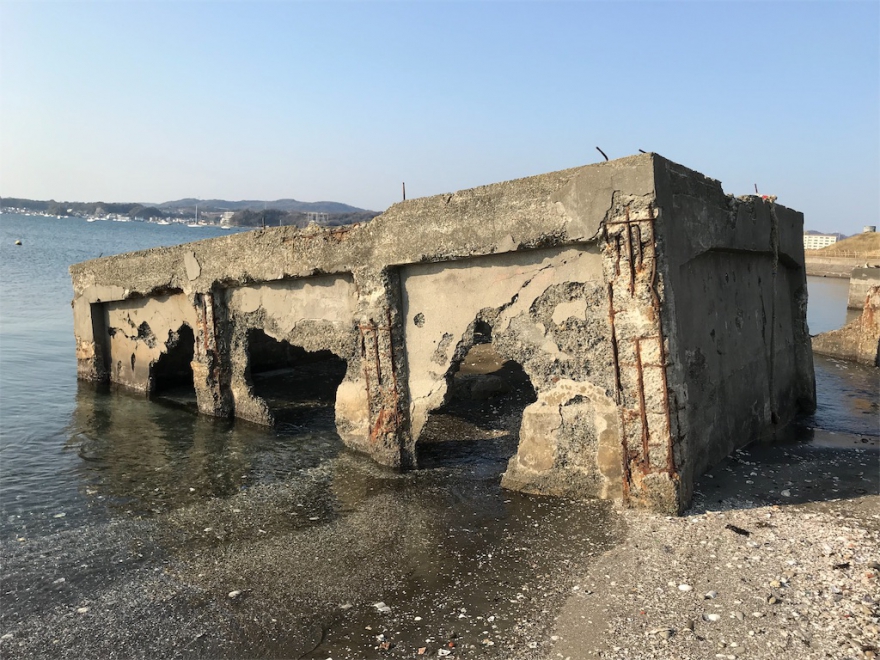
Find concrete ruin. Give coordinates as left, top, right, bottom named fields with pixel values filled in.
left=848, top=267, right=880, bottom=310
left=813, top=285, right=880, bottom=366
left=70, top=154, right=816, bottom=514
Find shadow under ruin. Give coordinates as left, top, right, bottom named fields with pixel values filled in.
left=246, top=328, right=348, bottom=431
left=150, top=324, right=196, bottom=410
left=417, top=321, right=538, bottom=468
left=70, top=153, right=817, bottom=514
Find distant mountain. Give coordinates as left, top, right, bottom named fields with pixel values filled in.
left=1, top=194, right=378, bottom=228
left=2, top=196, right=374, bottom=216
left=226, top=208, right=379, bottom=228
left=157, top=198, right=370, bottom=214
left=1, top=195, right=380, bottom=229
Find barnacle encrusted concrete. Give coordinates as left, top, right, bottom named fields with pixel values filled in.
left=69, top=154, right=816, bottom=513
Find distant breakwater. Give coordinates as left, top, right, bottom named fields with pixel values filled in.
left=805, top=254, right=879, bottom=278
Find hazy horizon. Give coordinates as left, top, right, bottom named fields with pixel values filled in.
left=0, top=193, right=376, bottom=212
left=2, top=1, right=877, bottom=234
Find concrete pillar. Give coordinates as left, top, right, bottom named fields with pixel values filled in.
left=602, top=202, right=682, bottom=513
left=344, top=269, right=413, bottom=468
left=191, top=291, right=233, bottom=417
left=849, top=268, right=880, bottom=310
left=73, top=297, right=110, bottom=383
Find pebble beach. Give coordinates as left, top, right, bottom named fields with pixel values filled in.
left=552, top=440, right=879, bottom=660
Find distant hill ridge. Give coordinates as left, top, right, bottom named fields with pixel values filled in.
left=2, top=195, right=373, bottom=216
left=812, top=232, right=880, bottom=258
left=157, top=198, right=370, bottom=214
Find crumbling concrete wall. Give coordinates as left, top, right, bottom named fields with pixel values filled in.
left=813, top=286, right=880, bottom=366
left=848, top=267, right=880, bottom=310
left=70, top=153, right=815, bottom=513
left=401, top=246, right=622, bottom=498
left=221, top=275, right=364, bottom=433
left=72, top=285, right=197, bottom=394
left=102, top=293, right=197, bottom=392
left=651, top=161, right=815, bottom=509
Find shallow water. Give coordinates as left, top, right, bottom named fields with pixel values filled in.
left=0, top=213, right=876, bottom=658
left=805, top=275, right=861, bottom=334
left=804, top=354, right=879, bottom=439
left=0, top=214, right=248, bottom=536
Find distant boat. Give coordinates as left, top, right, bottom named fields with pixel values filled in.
left=187, top=205, right=209, bottom=227
left=86, top=218, right=97, bottom=223
left=156, top=220, right=170, bottom=225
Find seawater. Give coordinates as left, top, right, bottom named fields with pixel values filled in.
left=0, top=215, right=251, bottom=534
left=0, top=212, right=876, bottom=659
left=805, top=275, right=861, bottom=334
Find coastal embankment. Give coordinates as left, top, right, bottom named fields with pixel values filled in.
left=805, top=255, right=873, bottom=278
left=805, top=233, right=880, bottom=278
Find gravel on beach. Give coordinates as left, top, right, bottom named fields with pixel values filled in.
left=551, top=442, right=880, bottom=660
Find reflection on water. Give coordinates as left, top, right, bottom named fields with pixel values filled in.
left=806, top=275, right=861, bottom=334
left=66, top=382, right=345, bottom=518
left=3, top=383, right=619, bottom=659
left=0, top=213, right=250, bottom=537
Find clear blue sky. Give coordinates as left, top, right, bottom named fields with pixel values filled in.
left=1, top=1, right=877, bottom=233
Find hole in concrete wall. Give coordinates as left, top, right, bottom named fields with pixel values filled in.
left=151, top=325, right=196, bottom=407
left=473, top=320, right=492, bottom=344
left=246, top=328, right=347, bottom=431
left=136, top=321, right=157, bottom=348
left=417, top=331, right=537, bottom=469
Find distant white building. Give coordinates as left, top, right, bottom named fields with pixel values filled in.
left=803, top=234, right=838, bottom=250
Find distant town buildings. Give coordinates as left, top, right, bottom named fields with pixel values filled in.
left=803, top=234, right=838, bottom=250
left=306, top=212, right=329, bottom=225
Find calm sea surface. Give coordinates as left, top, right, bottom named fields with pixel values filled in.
left=0, top=212, right=876, bottom=658
left=0, top=215, right=253, bottom=534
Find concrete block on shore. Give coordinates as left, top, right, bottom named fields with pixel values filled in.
left=848, top=267, right=880, bottom=309
left=813, top=285, right=880, bottom=366
left=69, top=153, right=816, bottom=513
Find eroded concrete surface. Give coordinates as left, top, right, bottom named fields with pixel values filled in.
left=70, top=154, right=815, bottom=513
left=848, top=267, right=880, bottom=309
left=813, top=285, right=880, bottom=366
left=101, top=293, right=197, bottom=391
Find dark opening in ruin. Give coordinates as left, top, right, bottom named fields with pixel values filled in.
left=151, top=325, right=196, bottom=408
left=246, top=328, right=347, bottom=431
left=472, top=320, right=492, bottom=344
left=417, top=326, right=537, bottom=469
